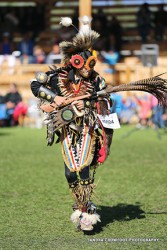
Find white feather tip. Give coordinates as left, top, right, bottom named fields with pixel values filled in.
left=60, top=17, right=72, bottom=27
left=80, top=16, right=92, bottom=25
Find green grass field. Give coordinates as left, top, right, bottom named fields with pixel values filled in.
left=0, top=125, right=167, bottom=250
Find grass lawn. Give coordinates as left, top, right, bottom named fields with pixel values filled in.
left=0, top=125, right=167, bottom=250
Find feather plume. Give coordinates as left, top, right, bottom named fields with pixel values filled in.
left=106, top=73, right=167, bottom=106
left=60, top=17, right=72, bottom=27
left=79, top=16, right=91, bottom=25
left=71, top=209, right=82, bottom=223
left=79, top=212, right=101, bottom=231
left=79, top=16, right=92, bottom=35
left=71, top=210, right=101, bottom=231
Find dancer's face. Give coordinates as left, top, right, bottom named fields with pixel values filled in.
left=77, top=65, right=92, bottom=78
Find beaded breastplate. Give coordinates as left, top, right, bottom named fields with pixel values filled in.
left=57, top=69, right=95, bottom=98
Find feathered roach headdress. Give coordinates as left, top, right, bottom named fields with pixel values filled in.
left=59, top=17, right=100, bottom=65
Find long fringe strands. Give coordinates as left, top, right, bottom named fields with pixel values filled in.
left=78, top=183, right=95, bottom=206
left=70, top=185, right=81, bottom=205
left=70, top=182, right=96, bottom=207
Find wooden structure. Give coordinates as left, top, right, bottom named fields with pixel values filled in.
left=1, top=0, right=167, bottom=53
left=1, top=57, right=167, bottom=104
left=79, top=0, right=91, bottom=19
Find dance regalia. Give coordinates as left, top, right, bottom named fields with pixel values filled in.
left=30, top=17, right=167, bottom=231
left=31, top=48, right=113, bottom=231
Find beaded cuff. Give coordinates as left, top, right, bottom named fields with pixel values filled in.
left=38, top=85, right=56, bottom=102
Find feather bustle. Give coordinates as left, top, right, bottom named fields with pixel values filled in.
left=106, top=74, right=167, bottom=106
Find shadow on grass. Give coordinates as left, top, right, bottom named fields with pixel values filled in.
left=84, top=202, right=145, bottom=235
left=0, top=131, right=11, bottom=136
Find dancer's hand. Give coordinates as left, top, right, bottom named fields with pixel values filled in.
left=72, top=100, right=84, bottom=110
left=54, top=96, right=66, bottom=106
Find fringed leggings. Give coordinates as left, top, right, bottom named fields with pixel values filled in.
left=65, top=163, right=95, bottom=209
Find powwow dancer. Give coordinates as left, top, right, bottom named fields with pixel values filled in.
left=30, top=17, right=167, bottom=231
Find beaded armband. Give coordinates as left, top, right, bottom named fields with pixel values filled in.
left=38, top=85, right=56, bottom=102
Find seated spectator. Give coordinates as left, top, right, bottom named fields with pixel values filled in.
left=13, top=102, right=28, bottom=126
left=0, top=91, right=7, bottom=127
left=100, top=34, right=120, bottom=74
left=134, top=94, right=152, bottom=126
left=0, top=32, right=15, bottom=71
left=119, top=95, right=138, bottom=124
left=32, top=45, right=46, bottom=64
left=46, top=44, right=61, bottom=64
left=4, top=83, right=27, bottom=126
left=18, top=31, right=34, bottom=64
left=110, top=93, right=123, bottom=118
left=101, top=50, right=119, bottom=67
left=100, top=45, right=120, bottom=74
left=150, top=95, right=165, bottom=129
left=0, top=32, right=14, bottom=55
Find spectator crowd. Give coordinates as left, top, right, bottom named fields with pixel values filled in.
left=0, top=3, right=167, bottom=67
left=0, top=84, right=166, bottom=130
left=110, top=92, right=167, bottom=130
left=0, top=3, right=167, bottom=128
